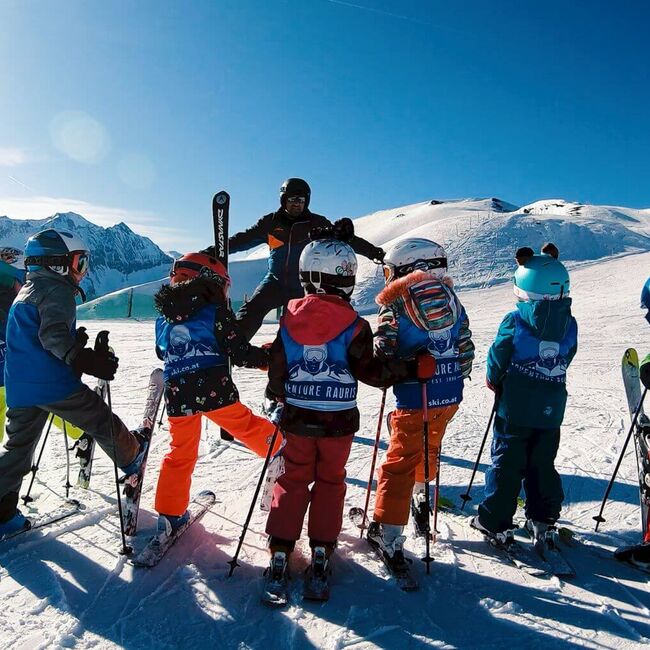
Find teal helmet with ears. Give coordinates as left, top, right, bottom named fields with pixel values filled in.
left=513, top=243, right=570, bottom=301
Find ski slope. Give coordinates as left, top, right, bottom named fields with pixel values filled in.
left=1, top=252, right=649, bottom=649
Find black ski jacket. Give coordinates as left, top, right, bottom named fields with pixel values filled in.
left=204, top=209, right=384, bottom=294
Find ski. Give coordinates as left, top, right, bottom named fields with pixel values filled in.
left=261, top=552, right=291, bottom=607
left=122, top=368, right=164, bottom=536
left=0, top=500, right=85, bottom=543
left=520, top=523, right=576, bottom=579
left=303, top=547, right=331, bottom=602
left=212, top=190, right=235, bottom=443
left=74, top=384, right=105, bottom=489
left=349, top=507, right=419, bottom=591
left=621, top=348, right=650, bottom=542
left=613, top=542, right=650, bottom=574
left=131, top=490, right=216, bottom=568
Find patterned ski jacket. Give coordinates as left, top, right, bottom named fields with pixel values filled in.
left=487, top=298, right=578, bottom=428
left=204, top=209, right=383, bottom=294
left=374, top=270, right=475, bottom=410
left=267, top=294, right=414, bottom=437
left=154, top=278, right=268, bottom=417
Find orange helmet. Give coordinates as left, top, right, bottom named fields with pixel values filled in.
left=169, top=252, right=230, bottom=291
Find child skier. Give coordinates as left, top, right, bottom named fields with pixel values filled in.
left=473, top=243, right=577, bottom=550
left=369, top=238, right=474, bottom=564
left=0, top=229, right=146, bottom=538
left=263, top=236, right=434, bottom=600
left=152, top=252, right=281, bottom=537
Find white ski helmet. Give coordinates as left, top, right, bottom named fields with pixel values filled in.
left=383, top=238, right=447, bottom=283
left=299, top=239, right=357, bottom=298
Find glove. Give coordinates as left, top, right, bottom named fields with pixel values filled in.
left=75, top=327, right=89, bottom=347
left=71, top=347, right=119, bottom=381
left=268, top=400, right=285, bottom=426
left=333, top=218, right=355, bottom=242
left=415, top=353, right=437, bottom=381
left=371, top=246, right=385, bottom=264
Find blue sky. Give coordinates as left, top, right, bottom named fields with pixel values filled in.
left=1, top=0, right=649, bottom=251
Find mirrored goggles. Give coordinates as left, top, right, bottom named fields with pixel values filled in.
left=286, top=196, right=306, bottom=205
left=70, top=251, right=90, bottom=277
left=384, top=257, right=447, bottom=280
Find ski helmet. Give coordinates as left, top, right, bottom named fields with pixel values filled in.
left=0, top=246, right=22, bottom=266
left=24, top=229, right=90, bottom=283
left=280, top=178, right=311, bottom=210
left=382, top=238, right=447, bottom=283
left=513, top=247, right=570, bottom=301
left=299, top=239, right=357, bottom=298
left=169, top=252, right=231, bottom=291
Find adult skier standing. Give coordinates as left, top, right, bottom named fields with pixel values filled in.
left=472, top=243, right=578, bottom=552
left=203, top=178, right=385, bottom=340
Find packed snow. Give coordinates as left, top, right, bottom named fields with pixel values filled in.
left=1, top=251, right=649, bottom=649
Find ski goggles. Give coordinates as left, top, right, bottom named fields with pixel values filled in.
left=383, top=257, right=447, bottom=281
left=286, top=196, right=306, bottom=205
left=170, top=259, right=231, bottom=286
left=70, top=251, right=90, bottom=278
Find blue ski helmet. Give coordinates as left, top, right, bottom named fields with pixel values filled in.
left=24, top=229, right=90, bottom=282
left=513, top=244, right=570, bottom=301
left=641, top=276, right=650, bottom=324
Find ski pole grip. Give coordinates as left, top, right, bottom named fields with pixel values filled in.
left=94, top=330, right=110, bottom=354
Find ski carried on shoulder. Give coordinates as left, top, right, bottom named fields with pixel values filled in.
left=349, top=506, right=418, bottom=591
left=0, top=500, right=85, bottom=544
left=122, top=368, right=164, bottom=536
left=212, top=190, right=234, bottom=443
left=131, top=490, right=216, bottom=568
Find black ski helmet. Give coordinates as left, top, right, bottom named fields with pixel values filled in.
left=280, top=178, right=311, bottom=210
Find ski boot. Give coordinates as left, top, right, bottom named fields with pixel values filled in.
left=524, top=519, right=559, bottom=554
left=367, top=522, right=418, bottom=590
left=262, top=548, right=290, bottom=607
left=304, top=544, right=332, bottom=601
left=157, top=511, right=190, bottom=540
left=410, top=489, right=431, bottom=538
left=119, top=423, right=152, bottom=477
left=470, top=516, right=516, bottom=548
left=0, top=510, right=30, bottom=540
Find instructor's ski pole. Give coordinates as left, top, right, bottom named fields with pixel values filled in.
left=228, top=421, right=282, bottom=577
left=593, top=387, right=647, bottom=531
left=432, top=442, right=442, bottom=545
left=22, top=412, right=56, bottom=505
left=460, top=396, right=498, bottom=510
left=421, top=382, right=434, bottom=573
left=358, top=388, right=387, bottom=538
left=96, top=330, right=132, bottom=556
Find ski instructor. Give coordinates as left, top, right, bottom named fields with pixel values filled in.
left=203, top=178, right=386, bottom=341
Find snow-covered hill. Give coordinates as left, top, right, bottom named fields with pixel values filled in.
left=1, top=253, right=649, bottom=649
left=0, top=213, right=172, bottom=300
left=79, top=197, right=650, bottom=318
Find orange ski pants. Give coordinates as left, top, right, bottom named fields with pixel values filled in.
left=154, top=401, right=280, bottom=516
left=373, top=404, right=459, bottom=526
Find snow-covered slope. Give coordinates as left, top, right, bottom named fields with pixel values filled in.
left=0, top=213, right=172, bottom=300
left=78, top=196, right=650, bottom=319
left=2, top=253, right=649, bottom=649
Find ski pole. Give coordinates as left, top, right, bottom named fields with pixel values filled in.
left=421, top=382, right=434, bottom=573
left=432, top=442, right=442, bottom=545
left=460, top=396, right=498, bottom=510
left=96, top=330, right=133, bottom=556
left=228, top=421, right=281, bottom=576
left=358, top=388, right=387, bottom=538
left=22, top=412, right=56, bottom=505
left=62, top=421, right=72, bottom=500
left=593, top=387, right=647, bottom=531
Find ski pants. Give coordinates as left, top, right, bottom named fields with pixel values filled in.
left=0, top=385, right=139, bottom=522
left=154, top=400, right=280, bottom=516
left=0, top=385, right=5, bottom=444
left=373, top=405, right=458, bottom=526
left=478, top=416, right=564, bottom=533
left=235, top=276, right=302, bottom=342
left=265, top=432, right=354, bottom=546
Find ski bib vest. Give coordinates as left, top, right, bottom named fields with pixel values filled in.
left=281, top=321, right=359, bottom=412
left=509, top=312, right=577, bottom=385
left=156, top=304, right=227, bottom=381
left=393, top=314, right=465, bottom=409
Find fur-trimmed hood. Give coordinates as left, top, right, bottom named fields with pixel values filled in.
left=376, top=270, right=454, bottom=307
left=154, top=277, right=225, bottom=323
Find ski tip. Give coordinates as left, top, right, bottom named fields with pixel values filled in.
left=213, top=191, right=230, bottom=205
left=196, top=490, right=217, bottom=505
